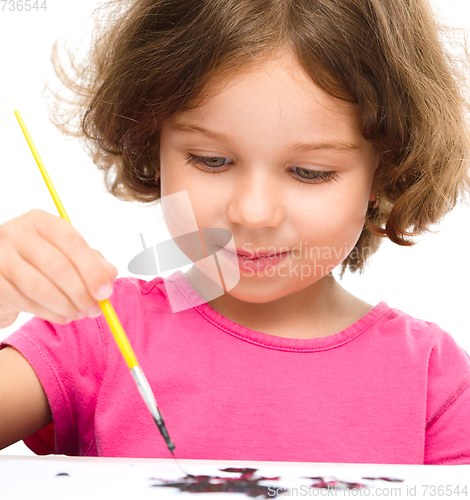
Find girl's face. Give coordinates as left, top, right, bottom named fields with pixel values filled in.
left=159, top=50, right=379, bottom=307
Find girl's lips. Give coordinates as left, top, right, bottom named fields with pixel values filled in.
left=235, top=250, right=290, bottom=273
left=237, top=251, right=288, bottom=259
left=224, top=247, right=289, bottom=258
left=219, top=246, right=290, bottom=273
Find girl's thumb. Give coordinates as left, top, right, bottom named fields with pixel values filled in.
left=93, top=249, right=118, bottom=281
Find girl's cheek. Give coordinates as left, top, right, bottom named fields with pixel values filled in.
left=312, top=197, right=366, bottom=242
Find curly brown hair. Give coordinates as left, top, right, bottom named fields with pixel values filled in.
left=45, top=0, right=470, bottom=279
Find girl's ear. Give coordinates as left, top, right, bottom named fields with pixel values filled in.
left=368, top=192, right=379, bottom=206
left=371, top=158, right=382, bottom=187
left=368, top=160, right=383, bottom=204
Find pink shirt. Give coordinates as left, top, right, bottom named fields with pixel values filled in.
left=1, top=270, right=470, bottom=464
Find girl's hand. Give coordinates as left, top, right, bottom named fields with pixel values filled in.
left=0, top=209, right=118, bottom=328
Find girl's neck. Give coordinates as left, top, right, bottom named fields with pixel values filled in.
left=184, top=267, right=372, bottom=339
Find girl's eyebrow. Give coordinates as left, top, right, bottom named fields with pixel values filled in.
left=170, top=121, right=362, bottom=152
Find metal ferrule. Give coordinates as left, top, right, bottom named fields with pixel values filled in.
left=130, top=366, right=163, bottom=423
left=130, top=366, right=176, bottom=452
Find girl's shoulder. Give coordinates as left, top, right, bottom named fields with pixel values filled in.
left=335, top=288, right=462, bottom=353
left=110, top=275, right=169, bottom=307
left=111, top=275, right=164, bottom=294
left=372, top=301, right=470, bottom=376
left=110, top=271, right=211, bottom=318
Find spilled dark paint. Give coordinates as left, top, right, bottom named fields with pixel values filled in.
left=362, top=476, right=404, bottom=482
left=150, top=467, right=404, bottom=497
left=304, top=475, right=404, bottom=490
left=150, top=467, right=286, bottom=498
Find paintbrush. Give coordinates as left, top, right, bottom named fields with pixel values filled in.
left=14, top=110, right=182, bottom=468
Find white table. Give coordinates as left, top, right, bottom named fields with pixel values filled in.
left=0, top=455, right=469, bottom=499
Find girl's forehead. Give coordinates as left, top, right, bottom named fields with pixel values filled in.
left=178, top=51, right=359, bottom=125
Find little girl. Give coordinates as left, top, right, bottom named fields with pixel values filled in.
left=1, top=0, right=470, bottom=465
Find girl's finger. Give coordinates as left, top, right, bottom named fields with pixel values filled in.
left=0, top=293, right=20, bottom=329
left=1, top=242, right=96, bottom=320
left=92, top=249, right=118, bottom=281
left=0, top=273, right=73, bottom=326
left=31, top=210, right=114, bottom=303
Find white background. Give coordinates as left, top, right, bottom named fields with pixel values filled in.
left=0, top=0, right=470, bottom=456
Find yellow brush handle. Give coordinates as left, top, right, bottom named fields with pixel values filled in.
left=100, top=299, right=138, bottom=368
left=14, top=110, right=139, bottom=370
left=14, top=111, right=71, bottom=224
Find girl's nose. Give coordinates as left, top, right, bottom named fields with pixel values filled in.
left=226, top=169, right=286, bottom=229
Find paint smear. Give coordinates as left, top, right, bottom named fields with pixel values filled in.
left=150, top=467, right=404, bottom=498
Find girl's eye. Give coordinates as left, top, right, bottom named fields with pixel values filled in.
left=185, top=153, right=339, bottom=184
left=288, top=167, right=340, bottom=184
left=186, top=154, right=232, bottom=169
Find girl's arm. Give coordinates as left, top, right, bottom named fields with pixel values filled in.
left=0, top=345, right=52, bottom=450
left=0, top=209, right=117, bottom=452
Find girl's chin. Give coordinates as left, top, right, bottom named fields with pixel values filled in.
left=218, top=277, right=300, bottom=304
left=184, top=261, right=333, bottom=304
